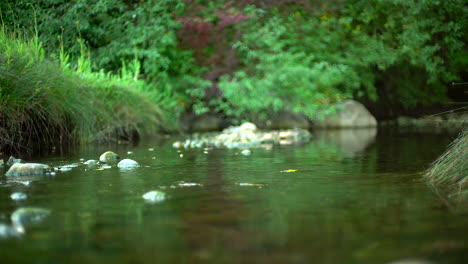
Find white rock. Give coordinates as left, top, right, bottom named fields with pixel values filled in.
left=241, top=149, right=251, bottom=156
left=239, top=122, right=257, bottom=131
left=117, top=159, right=140, bottom=168
left=10, top=192, right=27, bottom=201
left=142, top=191, right=166, bottom=203
left=99, top=151, right=119, bottom=162
left=83, top=160, right=99, bottom=165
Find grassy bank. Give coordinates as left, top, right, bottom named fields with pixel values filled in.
left=0, top=27, right=175, bottom=153
left=424, top=129, right=468, bottom=200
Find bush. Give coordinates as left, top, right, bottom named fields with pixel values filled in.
left=0, top=26, right=169, bottom=153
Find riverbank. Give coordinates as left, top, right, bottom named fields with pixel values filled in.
left=0, top=27, right=172, bottom=154
left=424, top=129, right=468, bottom=210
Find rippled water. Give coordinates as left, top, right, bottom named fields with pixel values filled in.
left=0, top=129, right=466, bottom=264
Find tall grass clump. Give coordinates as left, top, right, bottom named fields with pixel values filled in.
left=0, top=26, right=168, bottom=153
left=424, top=129, right=468, bottom=190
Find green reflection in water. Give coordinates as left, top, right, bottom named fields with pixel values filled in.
left=0, top=130, right=466, bottom=264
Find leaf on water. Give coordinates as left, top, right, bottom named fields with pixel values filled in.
left=280, top=169, right=298, bottom=173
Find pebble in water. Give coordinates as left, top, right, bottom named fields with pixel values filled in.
left=142, top=191, right=166, bottom=203
left=84, top=160, right=99, bottom=165
left=177, top=181, right=203, bottom=187
left=172, top=141, right=183, bottom=148
left=117, top=159, right=140, bottom=169
left=10, top=207, right=50, bottom=227
left=0, top=223, right=23, bottom=239
left=56, top=166, right=72, bottom=172
left=241, top=149, right=252, bottom=156
left=10, top=192, right=27, bottom=201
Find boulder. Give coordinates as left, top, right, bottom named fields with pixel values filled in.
left=117, top=159, right=140, bottom=168
left=313, top=100, right=377, bottom=128
left=99, top=151, right=119, bottom=163
left=5, top=163, right=51, bottom=177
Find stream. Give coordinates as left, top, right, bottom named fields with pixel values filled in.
left=0, top=128, right=466, bottom=264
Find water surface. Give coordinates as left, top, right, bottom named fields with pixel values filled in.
left=1, top=129, right=466, bottom=264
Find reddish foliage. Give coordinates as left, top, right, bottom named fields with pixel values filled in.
left=177, top=0, right=328, bottom=101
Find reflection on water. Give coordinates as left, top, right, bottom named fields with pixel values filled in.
left=315, top=128, right=377, bottom=157
left=0, top=131, right=466, bottom=264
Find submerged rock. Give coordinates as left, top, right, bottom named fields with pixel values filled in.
left=0, top=223, right=23, bottom=238
left=11, top=207, right=50, bottom=227
left=6, top=156, right=24, bottom=167
left=142, top=190, right=166, bottom=203
left=83, top=160, right=99, bottom=165
left=56, top=164, right=76, bottom=172
left=117, top=159, right=139, bottom=168
left=10, top=192, right=27, bottom=201
left=99, top=151, right=119, bottom=162
left=172, top=141, right=183, bottom=148
left=5, top=163, right=51, bottom=177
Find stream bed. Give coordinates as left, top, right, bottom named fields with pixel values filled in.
left=0, top=129, right=467, bottom=264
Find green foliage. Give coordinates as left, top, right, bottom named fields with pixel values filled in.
left=1, top=0, right=466, bottom=124
left=219, top=0, right=467, bottom=119
left=0, top=25, right=170, bottom=152
left=1, top=0, right=205, bottom=113
left=219, top=14, right=363, bottom=120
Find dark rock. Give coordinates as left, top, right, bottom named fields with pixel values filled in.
left=265, top=111, right=310, bottom=130
left=190, top=114, right=224, bottom=133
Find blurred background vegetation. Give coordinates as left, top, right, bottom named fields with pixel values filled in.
left=0, top=0, right=467, bottom=151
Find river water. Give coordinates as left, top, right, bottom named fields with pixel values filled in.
left=0, top=129, right=466, bottom=264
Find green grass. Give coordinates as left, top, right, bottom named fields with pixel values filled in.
left=0, top=26, right=174, bottom=153
left=424, top=129, right=467, bottom=189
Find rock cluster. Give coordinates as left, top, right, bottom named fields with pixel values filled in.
left=172, top=122, right=312, bottom=149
